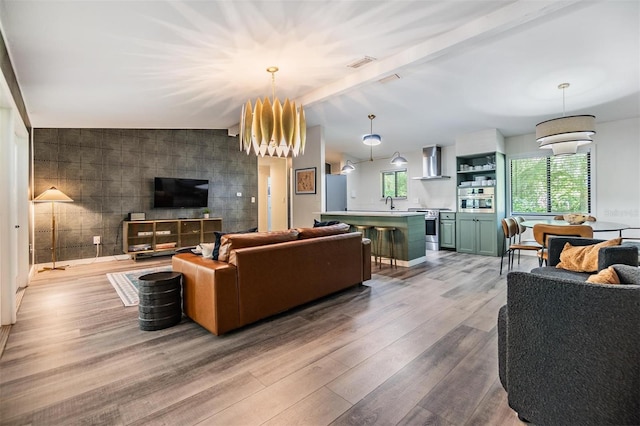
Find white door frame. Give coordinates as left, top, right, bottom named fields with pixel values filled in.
left=0, top=77, right=30, bottom=326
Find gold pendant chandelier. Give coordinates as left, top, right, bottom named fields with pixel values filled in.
left=239, top=67, right=306, bottom=157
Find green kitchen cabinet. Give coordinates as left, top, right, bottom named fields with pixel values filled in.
left=456, top=213, right=498, bottom=256
left=439, top=212, right=456, bottom=249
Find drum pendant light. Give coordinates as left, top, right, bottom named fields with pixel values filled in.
left=536, top=83, right=595, bottom=156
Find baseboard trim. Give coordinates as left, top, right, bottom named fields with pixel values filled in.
left=34, top=254, right=131, bottom=271
left=0, top=325, right=10, bottom=359
left=0, top=286, right=26, bottom=359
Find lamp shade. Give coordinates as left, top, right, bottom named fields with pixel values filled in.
left=34, top=186, right=73, bottom=202
left=545, top=140, right=592, bottom=156
left=536, top=115, right=596, bottom=155
left=390, top=151, right=407, bottom=166
left=239, top=67, right=306, bottom=158
left=341, top=160, right=356, bottom=174
left=362, top=134, right=381, bottom=146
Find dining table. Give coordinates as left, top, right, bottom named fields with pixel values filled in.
left=520, top=219, right=630, bottom=236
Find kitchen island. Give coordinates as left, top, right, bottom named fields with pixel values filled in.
left=320, top=211, right=426, bottom=266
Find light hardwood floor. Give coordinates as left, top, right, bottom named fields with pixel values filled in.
left=0, top=251, right=536, bottom=425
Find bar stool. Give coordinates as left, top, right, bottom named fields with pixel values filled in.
left=373, top=226, right=397, bottom=268
left=351, top=224, right=372, bottom=239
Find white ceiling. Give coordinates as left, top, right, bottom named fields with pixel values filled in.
left=1, top=0, right=638, bottom=163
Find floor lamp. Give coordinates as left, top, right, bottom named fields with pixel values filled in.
left=34, top=186, right=73, bottom=271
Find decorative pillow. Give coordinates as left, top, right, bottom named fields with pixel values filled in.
left=212, top=227, right=258, bottom=260
left=218, top=229, right=299, bottom=263
left=556, top=238, right=622, bottom=272
left=586, top=266, right=621, bottom=284
left=313, top=219, right=341, bottom=227
left=199, top=243, right=215, bottom=259
left=297, top=223, right=350, bottom=239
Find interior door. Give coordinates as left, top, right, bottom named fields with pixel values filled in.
left=258, top=157, right=289, bottom=231
left=0, top=106, right=29, bottom=325
left=14, top=133, right=29, bottom=290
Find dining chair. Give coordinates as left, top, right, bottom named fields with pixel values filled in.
left=511, top=216, right=542, bottom=265
left=621, top=227, right=640, bottom=262
left=500, top=218, right=542, bottom=274
left=533, top=224, right=594, bottom=266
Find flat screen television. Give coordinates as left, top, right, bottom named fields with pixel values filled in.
left=154, top=177, right=209, bottom=208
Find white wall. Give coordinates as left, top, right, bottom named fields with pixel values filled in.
left=344, top=145, right=457, bottom=211
left=291, top=125, right=324, bottom=228
left=592, top=117, right=640, bottom=227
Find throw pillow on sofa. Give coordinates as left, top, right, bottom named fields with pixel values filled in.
left=586, top=266, right=621, bottom=284
left=212, top=227, right=258, bottom=260
left=556, top=238, right=622, bottom=272
left=217, top=229, right=300, bottom=263
left=297, top=223, right=350, bottom=239
left=198, top=243, right=216, bottom=259
left=313, top=219, right=340, bottom=227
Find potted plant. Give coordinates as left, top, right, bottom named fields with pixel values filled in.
left=202, top=208, right=210, bottom=219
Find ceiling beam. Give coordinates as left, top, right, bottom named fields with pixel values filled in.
left=295, top=0, right=583, bottom=107
left=228, top=0, right=583, bottom=136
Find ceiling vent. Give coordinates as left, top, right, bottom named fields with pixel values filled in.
left=378, top=74, right=400, bottom=84
left=347, top=56, right=376, bottom=69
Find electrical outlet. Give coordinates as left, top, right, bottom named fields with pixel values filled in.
left=93, top=236, right=101, bottom=245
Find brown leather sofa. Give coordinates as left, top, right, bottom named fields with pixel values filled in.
left=172, top=224, right=371, bottom=335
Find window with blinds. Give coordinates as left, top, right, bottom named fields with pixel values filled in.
left=510, top=152, right=591, bottom=214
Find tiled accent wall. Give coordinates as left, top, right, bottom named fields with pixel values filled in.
left=33, top=128, right=258, bottom=263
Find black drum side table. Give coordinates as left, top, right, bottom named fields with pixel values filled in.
left=138, top=271, right=183, bottom=331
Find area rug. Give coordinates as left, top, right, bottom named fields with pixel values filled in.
left=107, top=266, right=172, bottom=306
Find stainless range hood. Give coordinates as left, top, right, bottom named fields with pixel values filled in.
left=412, top=145, right=450, bottom=180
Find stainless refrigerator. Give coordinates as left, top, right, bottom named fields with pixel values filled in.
left=326, top=174, right=347, bottom=211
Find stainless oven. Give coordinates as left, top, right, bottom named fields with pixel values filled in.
left=409, top=208, right=449, bottom=251
left=458, top=187, right=495, bottom=213
left=424, top=210, right=439, bottom=251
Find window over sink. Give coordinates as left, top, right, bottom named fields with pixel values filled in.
left=382, top=169, right=407, bottom=198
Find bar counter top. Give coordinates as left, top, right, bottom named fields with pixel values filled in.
left=322, top=210, right=425, bottom=217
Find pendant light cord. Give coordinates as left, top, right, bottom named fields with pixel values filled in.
left=368, top=114, right=375, bottom=161
left=558, top=82, right=569, bottom=117
left=267, top=66, right=279, bottom=103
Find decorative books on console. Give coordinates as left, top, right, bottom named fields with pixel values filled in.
left=128, top=243, right=152, bottom=252
left=155, top=242, right=177, bottom=250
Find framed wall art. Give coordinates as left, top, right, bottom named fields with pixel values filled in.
left=295, top=167, right=316, bottom=194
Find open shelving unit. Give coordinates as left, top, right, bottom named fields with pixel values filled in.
left=123, top=218, right=222, bottom=259
left=456, top=154, right=497, bottom=189
left=455, top=151, right=506, bottom=256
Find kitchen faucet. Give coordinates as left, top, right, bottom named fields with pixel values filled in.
left=385, top=196, right=395, bottom=210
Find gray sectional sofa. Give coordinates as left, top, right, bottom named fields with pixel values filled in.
left=498, top=236, right=640, bottom=424
left=497, top=265, right=640, bottom=424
